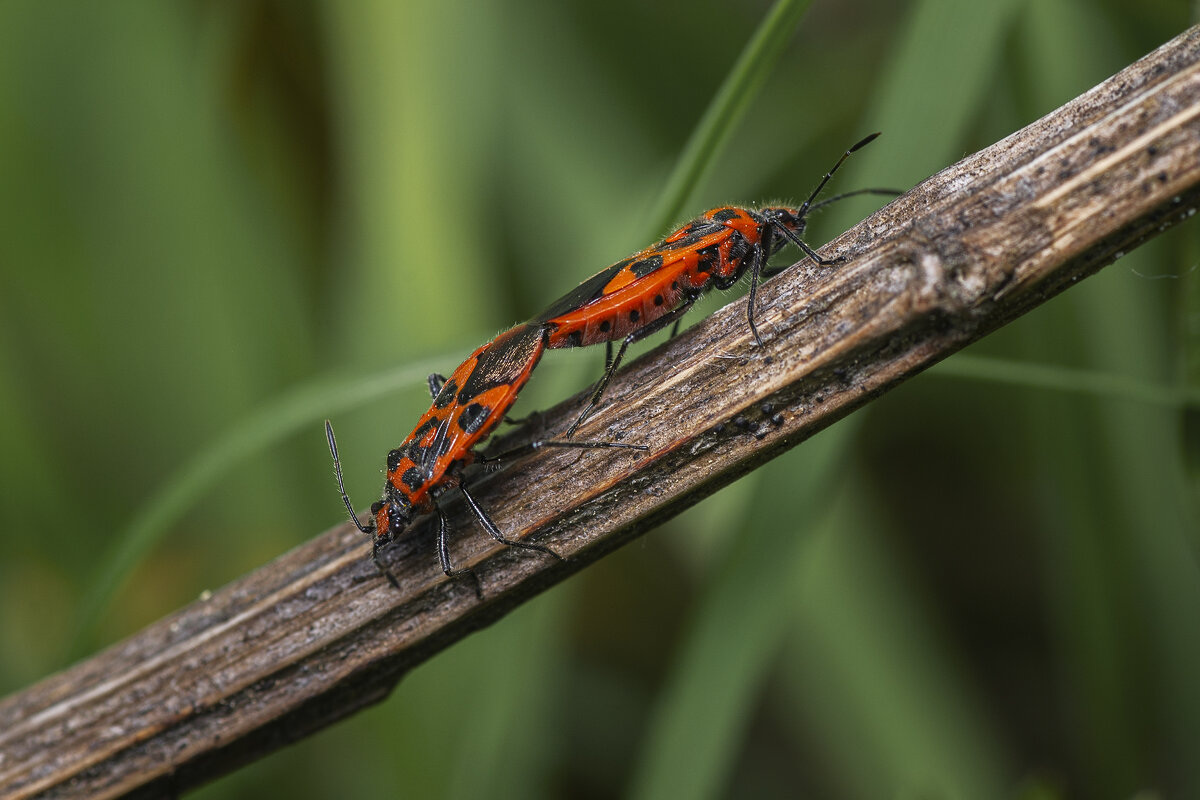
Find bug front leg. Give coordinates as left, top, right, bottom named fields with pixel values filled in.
left=772, top=222, right=845, bottom=267
left=745, top=225, right=776, bottom=347
left=372, top=536, right=402, bottom=590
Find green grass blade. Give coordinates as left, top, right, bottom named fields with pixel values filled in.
left=627, top=421, right=859, bottom=800
left=629, top=1, right=1024, bottom=795
left=1018, top=3, right=1200, bottom=793
left=644, top=0, right=815, bottom=237
left=69, top=0, right=816, bottom=667
left=69, top=354, right=452, bottom=658
left=930, top=354, right=1200, bottom=409
left=782, top=494, right=1011, bottom=799
left=824, top=0, right=1028, bottom=227
left=446, top=592, right=569, bottom=800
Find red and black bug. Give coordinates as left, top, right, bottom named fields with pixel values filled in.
left=328, top=133, right=891, bottom=586
left=327, top=323, right=644, bottom=587
left=533, top=132, right=891, bottom=435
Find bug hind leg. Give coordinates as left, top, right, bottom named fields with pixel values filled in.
left=458, top=480, right=565, bottom=563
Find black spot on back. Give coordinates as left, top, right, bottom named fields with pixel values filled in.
left=628, top=255, right=664, bottom=277
left=423, top=417, right=452, bottom=471
left=401, top=466, right=425, bottom=491
left=458, top=403, right=491, bottom=434
left=694, top=244, right=720, bottom=274
left=433, top=378, right=458, bottom=409
left=660, top=221, right=725, bottom=251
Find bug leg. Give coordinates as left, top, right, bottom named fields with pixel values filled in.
left=772, top=222, right=843, bottom=266
left=567, top=340, right=628, bottom=438
left=435, top=502, right=483, bottom=599
left=427, top=373, right=448, bottom=398
left=459, top=480, right=564, bottom=562
left=372, top=537, right=402, bottom=590
left=760, top=187, right=902, bottom=283
left=746, top=224, right=775, bottom=347
left=566, top=300, right=695, bottom=437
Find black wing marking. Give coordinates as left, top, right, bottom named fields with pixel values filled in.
left=535, top=259, right=632, bottom=322
left=455, top=324, right=546, bottom=403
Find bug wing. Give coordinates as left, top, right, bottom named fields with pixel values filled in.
left=444, top=323, right=547, bottom=450
left=535, top=238, right=709, bottom=323
left=535, top=259, right=635, bottom=323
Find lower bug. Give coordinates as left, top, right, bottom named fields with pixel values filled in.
left=327, top=323, right=644, bottom=588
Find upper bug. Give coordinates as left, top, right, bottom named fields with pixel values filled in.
left=532, top=132, right=894, bottom=435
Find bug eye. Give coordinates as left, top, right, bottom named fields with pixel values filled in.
left=772, top=209, right=801, bottom=229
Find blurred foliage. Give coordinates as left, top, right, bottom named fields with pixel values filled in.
left=1, top=1, right=1198, bottom=798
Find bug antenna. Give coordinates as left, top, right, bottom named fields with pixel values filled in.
left=325, top=419, right=374, bottom=536
left=807, top=187, right=904, bottom=214
left=796, top=131, right=881, bottom=219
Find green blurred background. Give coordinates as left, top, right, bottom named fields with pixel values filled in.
left=2, top=0, right=1198, bottom=797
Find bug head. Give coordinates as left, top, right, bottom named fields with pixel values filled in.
left=371, top=491, right=414, bottom=545
left=760, top=206, right=809, bottom=235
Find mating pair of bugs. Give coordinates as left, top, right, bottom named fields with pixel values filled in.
left=327, top=132, right=890, bottom=588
